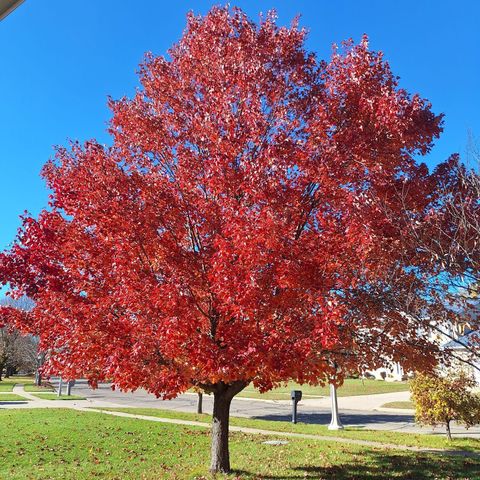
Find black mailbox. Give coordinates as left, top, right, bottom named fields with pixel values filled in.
left=291, top=390, right=302, bottom=402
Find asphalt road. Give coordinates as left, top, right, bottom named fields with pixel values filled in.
left=70, top=380, right=480, bottom=438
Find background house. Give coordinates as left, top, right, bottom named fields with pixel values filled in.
left=442, top=330, right=480, bottom=386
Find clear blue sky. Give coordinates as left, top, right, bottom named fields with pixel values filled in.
left=1, top=0, right=478, bottom=250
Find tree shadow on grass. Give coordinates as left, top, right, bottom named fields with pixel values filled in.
left=246, top=450, right=479, bottom=479
left=229, top=470, right=252, bottom=477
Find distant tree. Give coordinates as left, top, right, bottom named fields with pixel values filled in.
left=34, top=347, right=46, bottom=386
left=0, top=297, right=36, bottom=379
left=0, top=6, right=467, bottom=473
left=12, top=334, right=38, bottom=375
left=0, top=326, right=19, bottom=380
left=410, top=372, right=480, bottom=440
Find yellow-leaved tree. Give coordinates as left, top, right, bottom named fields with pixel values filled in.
left=410, top=372, right=480, bottom=440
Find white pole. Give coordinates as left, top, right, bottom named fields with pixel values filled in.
left=328, top=383, right=344, bottom=430
left=57, top=377, right=63, bottom=397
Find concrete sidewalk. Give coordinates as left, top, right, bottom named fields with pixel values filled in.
left=0, top=384, right=125, bottom=410
left=75, top=407, right=479, bottom=459
left=12, top=384, right=40, bottom=401
left=4, top=382, right=479, bottom=439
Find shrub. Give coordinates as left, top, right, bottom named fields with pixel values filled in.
left=410, top=372, right=480, bottom=440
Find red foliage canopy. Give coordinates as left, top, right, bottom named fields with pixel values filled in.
left=0, top=7, right=445, bottom=397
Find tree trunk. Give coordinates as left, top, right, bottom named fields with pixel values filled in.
left=209, top=381, right=247, bottom=474
left=197, top=392, right=203, bottom=414
left=446, top=420, right=452, bottom=441
left=35, top=352, right=45, bottom=386
left=35, top=370, right=42, bottom=386
left=210, top=390, right=231, bottom=473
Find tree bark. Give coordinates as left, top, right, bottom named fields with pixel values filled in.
left=35, top=370, right=42, bottom=386
left=209, top=381, right=247, bottom=474
left=210, top=390, right=231, bottom=473
left=446, top=419, right=452, bottom=441
left=197, top=392, right=203, bottom=414
left=35, top=352, right=45, bottom=386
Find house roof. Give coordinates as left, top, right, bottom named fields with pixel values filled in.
left=442, top=329, right=479, bottom=350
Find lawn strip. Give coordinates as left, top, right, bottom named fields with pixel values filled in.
left=381, top=401, right=415, bottom=409
left=0, top=393, right=30, bottom=401
left=236, top=378, right=410, bottom=400
left=23, top=384, right=55, bottom=393
left=31, top=393, right=86, bottom=401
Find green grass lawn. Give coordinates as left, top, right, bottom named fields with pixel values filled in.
left=24, top=383, right=55, bottom=392
left=96, top=407, right=480, bottom=453
left=0, top=376, right=35, bottom=392
left=0, top=409, right=477, bottom=479
left=0, top=393, right=29, bottom=401
left=235, top=378, right=410, bottom=400
left=382, top=401, right=415, bottom=409
left=31, top=393, right=86, bottom=401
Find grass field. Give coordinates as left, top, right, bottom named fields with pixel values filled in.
left=95, top=407, right=480, bottom=452
left=382, top=401, right=415, bottom=409
left=236, top=379, right=410, bottom=400
left=24, top=384, right=55, bottom=392
left=31, top=393, right=86, bottom=401
left=0, top=393, right=29, bottom=401
left=0, top=376, right=34, bottom=392
left=0, top=409, right=477, bottom=479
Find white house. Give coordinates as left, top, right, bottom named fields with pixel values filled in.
left=366, top=362, right=406, bottom=382
left=442, top=330, right=480, bottom=386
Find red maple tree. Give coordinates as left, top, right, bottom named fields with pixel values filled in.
left=0, top=7, right=453, bottom=472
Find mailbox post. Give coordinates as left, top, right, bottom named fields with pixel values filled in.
left=328, top=383, right=344, bottom=430
left=291, top=390, right=302, bottom=424
left=66, top=379, right=76, bottom=396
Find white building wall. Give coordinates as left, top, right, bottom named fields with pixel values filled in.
left=367, top=362, right=406, bottom=382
